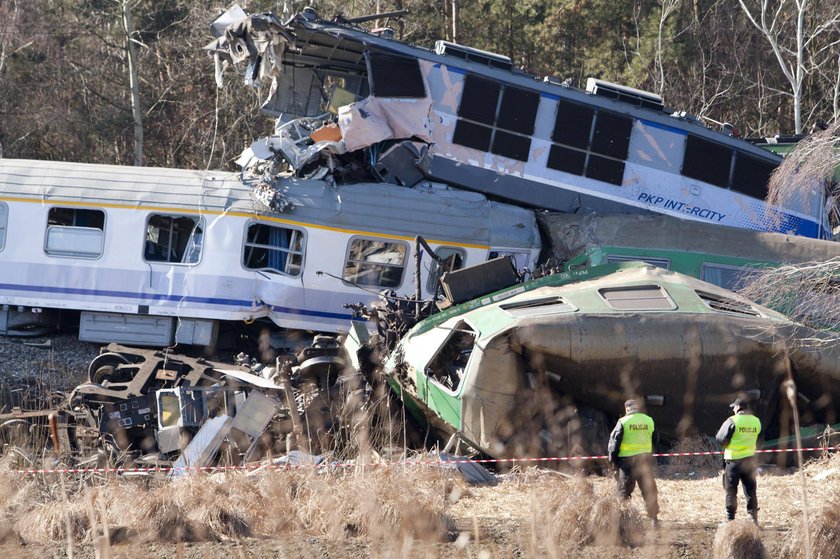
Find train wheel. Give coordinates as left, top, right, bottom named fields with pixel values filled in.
left=87, top=352, right=130, bottom=383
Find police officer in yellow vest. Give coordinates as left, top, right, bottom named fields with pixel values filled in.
left=715, top=395, right=762, bottom=523
left=607, top=399, right=659, bottom=523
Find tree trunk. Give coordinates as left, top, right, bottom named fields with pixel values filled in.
left=451, top=0, right=459, bottom=44
left=122, top=0, right=143, bottom=166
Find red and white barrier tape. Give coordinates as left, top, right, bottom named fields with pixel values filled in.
left=9, top=445, right=839, bottom=476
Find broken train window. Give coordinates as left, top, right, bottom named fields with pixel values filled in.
left=427, top=246, right=466, bottom=292
left=452, top=73, right=539, bottom=161
left=425, top=321, right=476, bottom=392
left=696, top=290, right=760, bottom=317
left=343, top=237, right=408, bottom=288
left=243, top=222, right=305, bottom=277
left=0, top=202, right=7, bottom=252
left=598, top=285, right=676, bottom=310
left=366, top=51, right=426, bottom=98
left=144, top=214, right=205, bottom=264
left=547, top=100, right=632, bottom=186
left=45, top=207, right=105, bottom=259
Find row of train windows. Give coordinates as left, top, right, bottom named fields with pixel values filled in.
left=604, top=254, right=750, bottom=291
left=0, top=204, right=466, bottom=290
left=451, top=73, right=776, bottom=197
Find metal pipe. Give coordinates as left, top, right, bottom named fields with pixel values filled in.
left=344, top=9, right=409, bottom=24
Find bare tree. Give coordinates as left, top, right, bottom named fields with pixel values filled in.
left=739, top=259, right=840, bottom=347
left=738, top=0, right=840, bottom=133
left=121, top=0, right=143, bottom=166
left=765, top=119, right=840, bottom=231
left=655, top=0, right=680, bottom=97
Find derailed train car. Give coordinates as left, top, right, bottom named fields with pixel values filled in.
left=0, top=158, right=540, bottom=345
left=355, top=261, right=840, bottom=458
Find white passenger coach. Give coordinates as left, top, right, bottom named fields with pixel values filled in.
left=0, top=159, right=540, bottom=346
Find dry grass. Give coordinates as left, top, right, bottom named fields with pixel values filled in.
left=712, top=519, right=768, bottom=559
left=2, top=453, right=840, bottom=556
left=0, top=465, right=456, bottom=550
left=781, top=484, right=840, bottom=558
left=666, top=435, right=722, bottom=477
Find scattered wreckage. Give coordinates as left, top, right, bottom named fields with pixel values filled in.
left=1, top=339, right=360, bottom=472
left=4, top=257, right=840, bottom=468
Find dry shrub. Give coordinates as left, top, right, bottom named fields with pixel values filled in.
left=526, top=475, right=596, bottom=556
left=781, top=489, right=840, bottom=559
left=249, top=469, right=311, bottom=535
left=667, top=435, right=722, bottom=477
left=589, top=495, right=645, bottom=548
left=712, top=519, right=768, bottom=559
left=133, top=475, right=252, bottom=542
left=237, top=467, right=454, bottom=544
left=15, top=497, right=90, bottom=544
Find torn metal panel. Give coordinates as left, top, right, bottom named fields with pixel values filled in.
left=337, top=96, right=433, bottom=152
left=171, top=415, right=233, bottom=473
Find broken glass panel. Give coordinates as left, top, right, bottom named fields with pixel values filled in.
left=144, top=214, right=204, bottom=264
left=425, top=321, right=475, bottom=392
left=427, top=247, right=466, bottom=292
left=343, top=237, right=408, bottom=287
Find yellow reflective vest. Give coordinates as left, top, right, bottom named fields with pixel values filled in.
left=618, top=412, right=654, bottom=457
left=724, top=413, right=761, bottom=460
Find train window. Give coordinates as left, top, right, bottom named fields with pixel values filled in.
left=243, top=222, right=305, bottom=276
left=598, top=285, right=676, bottom=310
left=343, top=237, right=408, bottom=288
left=732, top=152, right=775, bottom=199
left=696, top=290, right=760, bottom=317
left=425, top=321, right=475, bottom=392
left=427, top=247, right=466, bottom=292
left=488, top=249, right=530, bottom=270
left=585, top=154, right=625, bottom=185
left=606, top=255, right=670, bottom=269
left=552, top=100, right=593, bottom=148
left=45, top=207, right=105, bottom=258
left=458, top=74, right=500, bottom=124
left=145, top=214, right=204, bottom=265
left=496, top=86, right=539, bottom=135
left=547, top=145, right=586, bottom=175
left=367, top=51, right=426, bottom=98
left=591, top=111, right=632, bottom=159
left=492, top=130, right=532, bottom=161
left=0, top=202, right=7, bottom=252
left=548, top=102, right=628, bottom=185
left=701, top=263, right=752, bottom=291
left=682, top=135, right=732, bottom=188
left=453, top=74, right=534, bottom=161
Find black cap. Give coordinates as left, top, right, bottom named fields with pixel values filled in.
left=624, top=399, right=640, bottom=412
left=729, top=396, right=751, bottom=409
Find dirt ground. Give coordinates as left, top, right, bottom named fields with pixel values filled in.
left=0, top=459, right=835, bottom=559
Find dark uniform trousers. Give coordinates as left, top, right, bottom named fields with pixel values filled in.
left=724, top=456, right=758, bottom=520
left=617, top=454, right=659, bottom=519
